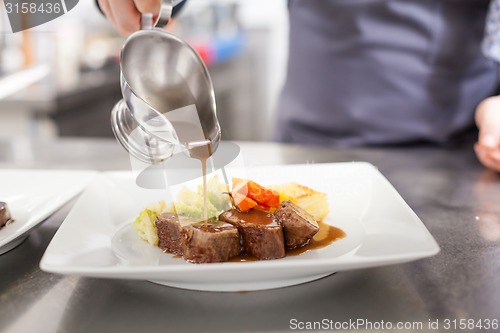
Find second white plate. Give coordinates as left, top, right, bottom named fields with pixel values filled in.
left=0, top=169, right=97, bottom=255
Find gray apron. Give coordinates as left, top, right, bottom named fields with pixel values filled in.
left=274, top=0, right=499, bottom=146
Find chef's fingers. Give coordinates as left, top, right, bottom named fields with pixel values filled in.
left=133, top=0, right=162, bottom=27
left=98, top=0, right=119, bottom=31
left=107, top=0, right=142, bottom=36
left=133, top=0, right=162, bottom=16
left=474, top=144, right=500, bottom=172
left=98, top=0, right=133, bottom=35
left=475, top=96, right=500, bottom=150
left=98, top=0, right=162, bottom=35
left=490, top=149, right=500, bottom=160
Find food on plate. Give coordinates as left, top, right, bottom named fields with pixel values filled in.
left=172, top=175, right=231, bottom=219
left=182, top=220, right=240, bottom=263
left=134, top=176, right=231, bottom=248
left=132, top=200, right=169, bottom=246
left=231, top=178, right=280, bottom=212
left=219, top=209, right=285, bottom=260
left=270, top=182, right=329, bottom=221
left=156, top=213, right=240, bottom=263
left=0, top=202, right=14, bottom=229
left=274, top=200, right=319, bottom=249
left=155, top=212, right=186, bottom=255
left=132, top=176, right=342, bottom=264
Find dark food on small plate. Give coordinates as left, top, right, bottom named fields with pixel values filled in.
left=0, top=202, right=14, bottom=229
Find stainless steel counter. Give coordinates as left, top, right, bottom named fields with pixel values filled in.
left=0, top=138, right=499, bottom=333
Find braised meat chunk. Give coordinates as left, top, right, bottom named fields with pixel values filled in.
left=275, top=200, right=319, bottom=249
left=182, top=221, right=240, bottom=263
left=156, top=213, right=241, bottom=263
left=219, top=209, right=285, bottom=260
left=155, top=212, right=186, bottom=255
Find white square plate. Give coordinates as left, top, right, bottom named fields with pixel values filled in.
left=40, top=162, right=439, bottom=291
left=0, top=169, right=97, bottom=254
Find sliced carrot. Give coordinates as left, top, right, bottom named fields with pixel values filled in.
left=253, top=203, right=270, bottom=211
left=232, top=191, right=258, bottom=212
left=237, top=197, right=258, bottom=212
left=232, top=178, right=280, bottom=209
left=232, top=178, right=248, bottom=196
left=262, top=188, right=280, bottom=208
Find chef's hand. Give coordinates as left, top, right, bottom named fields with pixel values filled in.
left=98, top=0, right=161, bottom=36
left=474, top=96, right=500, bottom=172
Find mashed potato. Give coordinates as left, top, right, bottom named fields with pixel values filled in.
left=270, top=183, right=329, bottom=221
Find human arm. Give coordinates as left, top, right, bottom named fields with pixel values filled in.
left=474, top=96, right=500, bottom=172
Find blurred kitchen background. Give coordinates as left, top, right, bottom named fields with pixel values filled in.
left=0, top=0, right=289, bottom=142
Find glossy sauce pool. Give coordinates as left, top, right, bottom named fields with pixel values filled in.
left=286, top=220, right=345, bottom=256
left=222, top=209, right=280, bottom=227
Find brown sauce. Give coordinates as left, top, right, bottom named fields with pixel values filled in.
left=171, top=120, right=213, bottom=224
left=286, top=220, right=345, bottom=256
left=191, top=221, right=235, bottom=233
left=225, top=209, right=280, bottom=227
left=228, top=254, right=259, bottom=262
left=201, top=158, right=208, bottom=223
left=229, top=220, right=345, bottom=262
